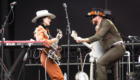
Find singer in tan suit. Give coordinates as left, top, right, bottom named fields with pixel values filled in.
left=75, top=8, right=126, bottom=80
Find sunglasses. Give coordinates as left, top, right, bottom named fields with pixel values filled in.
left=90, top=16, right=96, bottom=20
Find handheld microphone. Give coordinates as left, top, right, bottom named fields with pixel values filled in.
left=10, top=1, right=17, bottom=6
left=63, top=3, right=67, bottom=8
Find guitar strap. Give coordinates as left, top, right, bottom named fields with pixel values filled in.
left=95, top=19, right=103, bottom=35
left=47, top=31, right=53, bottom=39
left=40, top=26, right=54, bottom=39
left=41, top=24, right=54, bottom=39
left=95, top=25, right=100, bottom=35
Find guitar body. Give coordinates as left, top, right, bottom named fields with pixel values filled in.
left=43, top=29, right=63, bottom=61
left=43, top=45, right=62, bottom=61
left=91, top=41, right=104, bottom=59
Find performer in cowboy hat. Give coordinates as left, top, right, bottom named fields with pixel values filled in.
left=32, top=10, right=64, bottom=80
left=74, top=8, right=126, bottom=80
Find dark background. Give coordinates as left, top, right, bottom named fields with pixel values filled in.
left=14, top=0, right=140, bottom=43
left=0, top=0, right=140, bottom=80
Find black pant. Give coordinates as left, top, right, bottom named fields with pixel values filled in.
left=96, top=44, right=125, bottom=80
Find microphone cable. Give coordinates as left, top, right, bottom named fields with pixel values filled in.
left=82, top=53, right=89, bottom=72
left=6, top=5, right=15, bottom=26
left=33, top=48, right=40, bottom=59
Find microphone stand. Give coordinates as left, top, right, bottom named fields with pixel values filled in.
left=63, top=4, right=71, bottom=80
left=0, top=5, right=14, bottom=80
left=130, top=38, right=135, bottom=72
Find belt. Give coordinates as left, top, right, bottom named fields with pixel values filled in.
left=113, top=42, right=126, bottom=52
left=105, top=41, right=124, bottom=52
left=114, top=42, right=123, bottom=46
left=111, top=41, right=123, bottom=47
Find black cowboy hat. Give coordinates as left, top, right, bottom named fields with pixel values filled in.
left=86, top=8, right=105, bottom=17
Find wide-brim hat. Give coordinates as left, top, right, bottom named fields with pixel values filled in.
left=32, top=10, right=56, bottom=23
left=86, top=8, right=105, bottom=17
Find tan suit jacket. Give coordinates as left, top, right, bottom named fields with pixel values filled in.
left=88, top=19, right=123, bottom=50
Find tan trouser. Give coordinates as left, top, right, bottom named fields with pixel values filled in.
left=96, top=44, right=125, bottom=80
left=40, top=53, right=64, bottom=80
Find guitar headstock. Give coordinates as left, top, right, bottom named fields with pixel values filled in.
left=71, top=30, right=78, bottom=40
left=57, top=29, right=62, bottom=34
left=56, top=29, right=62, bottom=39
left=77, top=48, right=81, bottom=53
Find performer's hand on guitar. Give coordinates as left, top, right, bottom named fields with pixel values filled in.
left=50, top=38, right=57, bottom=43
left=75, top=37, right=83, bottom=43
left=76, top=37, right=90, bottom=43
left=71, top=30, right=90, bottom=43
left=56, top=29, right=63, bottom=39
left=56, top=33, right=63, bottom=39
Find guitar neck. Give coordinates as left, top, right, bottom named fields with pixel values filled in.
left=55, top=29, right=62, bottom=45
left=71, top=30, right=93, bottom=49
left=82, top=42, right=92, bottom=49
left=80, top=52, right=83, bottom=72
left=90, top=62, right=93, bottom=80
